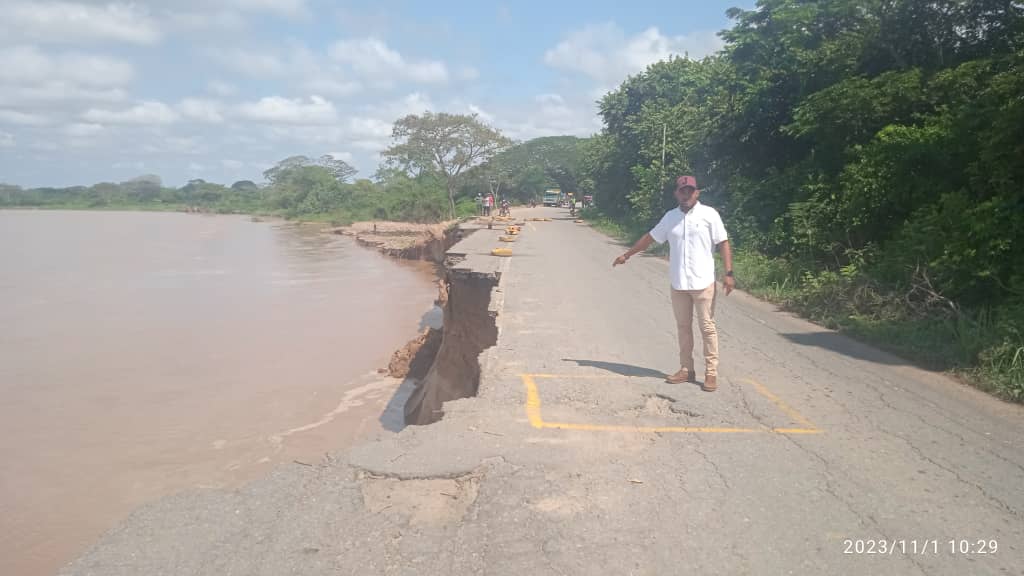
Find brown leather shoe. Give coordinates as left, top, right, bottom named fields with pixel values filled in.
left=702, top=374, right=718, bottom=392
left=665, top=368, right=693, bottom=384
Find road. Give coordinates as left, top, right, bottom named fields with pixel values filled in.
left=65, top=206, right=1024, bottom=575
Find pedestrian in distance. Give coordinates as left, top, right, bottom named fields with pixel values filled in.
left=612, top=175, right=735, bottom=392
left=475, top=193, right=483, bottom=216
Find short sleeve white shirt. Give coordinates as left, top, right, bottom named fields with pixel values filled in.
left=648, top=202, right=728, bottom=291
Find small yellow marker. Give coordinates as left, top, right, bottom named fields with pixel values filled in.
left=491, top=248, right=513, bottom=257
left=499, top=236, right=516, bottom=242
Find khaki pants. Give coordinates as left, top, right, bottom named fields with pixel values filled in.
left=670, top=282, right=719, bottom=376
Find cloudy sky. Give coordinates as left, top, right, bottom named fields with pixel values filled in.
left=0, top=0, right=747, bottom=187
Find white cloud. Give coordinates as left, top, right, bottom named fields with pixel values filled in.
left=2, top=1, right=162, bottom=44
left=329, top=37, right=448, bottom=84
left=227, top=0, right=307, bottom=15
left=0, top=131, right=14, bottom=148
left=179, top=98, right=224, bottom=123
left=544, top=23, right=723, bottom=84
left=326, top=151, right=353, bottom=163
left=0, top=45, right=134, bottom=87
left=302, top=77, right=362, bottom=97
left=459, top=66, right=480, bottom=81
left=208, top=80, right=237, bottom=96
left=221, top=159, right=245, bottom=170
left=237, top=95, right=337, bottom=124
left=211, top=47, right=286, bottom=77
left=467, top=104, right=495, bottom=124
left=64, top=122, right=104, bottom=136
left=165, top=136, right=203, bottom=154
left=83, top=101, right=179, bottom=125
left=0, top=83, right=127, bottom=107
left=493, top=92, right=602, bottom=141
left=0, top=109, right=51, bottom=125
left=167, top=9, right=247, bottom=33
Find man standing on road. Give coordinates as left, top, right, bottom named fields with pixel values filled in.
left=612, top=176, right=735, bottom=392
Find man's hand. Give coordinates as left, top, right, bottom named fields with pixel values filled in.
left=723, top=275, right=736, bottom=295
left=613, top=254, right=629, bottom=267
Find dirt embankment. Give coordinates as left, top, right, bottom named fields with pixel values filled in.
left=331, top=221, right=464, bottom=263
left=403, top=254, right=500, bottom=426
left=347, top=221, right=500, bottom=427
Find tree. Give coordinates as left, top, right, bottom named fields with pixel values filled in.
left=317, top=154, right=358, bottom=182
left=263, top=155, right=357, bottom=185
left=383, top=112, right=512, bottom=219
left=230, top=180, right=259, bottom=192
left=263, top=156, right=312, bottom=185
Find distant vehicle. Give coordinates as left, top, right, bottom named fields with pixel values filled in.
left=542, top=189, right=561, bottom=207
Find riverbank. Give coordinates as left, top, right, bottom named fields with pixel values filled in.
left=328, top=220, right=465, bottom=264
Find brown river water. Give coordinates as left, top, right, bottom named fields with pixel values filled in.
left=0, top=210, right=438, bottom=576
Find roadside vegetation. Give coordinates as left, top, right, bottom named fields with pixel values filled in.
left=575, top=0, right=1024, bottom=401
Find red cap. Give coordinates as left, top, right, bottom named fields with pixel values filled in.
left=676, top=175, right=698, bottom=189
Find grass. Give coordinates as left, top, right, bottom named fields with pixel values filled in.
left=583, top=213, right=1024, bottom=403
left=582, top=208, right=669, bottom=256
left=731, top=250, right=1023, bottom=402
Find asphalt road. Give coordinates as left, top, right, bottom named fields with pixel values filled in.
left=65, top=206, right=1024, bottom=576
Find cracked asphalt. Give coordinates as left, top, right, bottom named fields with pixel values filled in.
left=64, top=207, right=1024, bottom=576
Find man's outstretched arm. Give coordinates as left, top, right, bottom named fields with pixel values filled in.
left=613, top=233, right=655, bottom=267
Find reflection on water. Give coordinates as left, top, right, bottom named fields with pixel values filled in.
left=0, top=210, right=437, bottom=576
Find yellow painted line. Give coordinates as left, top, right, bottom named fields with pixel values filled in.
left=521, top=374, right=822, bottom=435
left=741, top=378, right=818, bottom=429
left=771, top=428, right=823, bottom=435
left=541, top=421, right=762, bottom=433
left=529, top=373, right=620, bottom=379
left=522, top=374, right=544, bottom=429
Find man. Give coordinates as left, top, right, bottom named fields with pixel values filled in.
left=613, top=175, right=735, bottom=392
left=475, top=193, right=483, bottom=216
left=485, top=193, right=494, bottom=217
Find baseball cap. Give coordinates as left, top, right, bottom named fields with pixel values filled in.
left=676, top=175, right=698, bottom=189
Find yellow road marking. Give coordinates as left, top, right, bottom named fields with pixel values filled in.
left=520, top=374, right=821, bottom=435
left=543, top=422, right=761, bottom=433
left=741, top=378, right=817, bottom=429
left=523, top=374, right=544, bottom=429
left=529, top=373, right=619, bottom=379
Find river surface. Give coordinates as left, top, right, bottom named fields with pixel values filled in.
left=0, top=210, right=438, bottom=576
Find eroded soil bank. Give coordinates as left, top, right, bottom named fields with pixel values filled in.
left=349, top=220, right=505, bottom=427
left=331, top=221, right=464, bottom=263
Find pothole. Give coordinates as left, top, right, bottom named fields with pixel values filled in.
left=633, top=394, right=703, bottom=418
left=360, top=474, right=479, bottom=526
left=640, top=393, right=676, bottom=416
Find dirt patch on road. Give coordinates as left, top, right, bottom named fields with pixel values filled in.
left=360, top=474, right=480, bottom=526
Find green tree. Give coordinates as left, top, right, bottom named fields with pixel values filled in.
left=383, top=112, right=512, bottom=219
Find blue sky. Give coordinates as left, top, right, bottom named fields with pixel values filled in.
left=0, top=0, right=751, bottom=187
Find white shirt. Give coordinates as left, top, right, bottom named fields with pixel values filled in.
left=649, top=202, right=728, bottom=291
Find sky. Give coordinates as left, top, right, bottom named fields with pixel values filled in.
left=0, top=0, right=752, bottom=188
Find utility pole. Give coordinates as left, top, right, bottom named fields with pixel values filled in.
left=661, top=123, right=667, bottom=169
left=661, top=123, right=668, bottom=194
